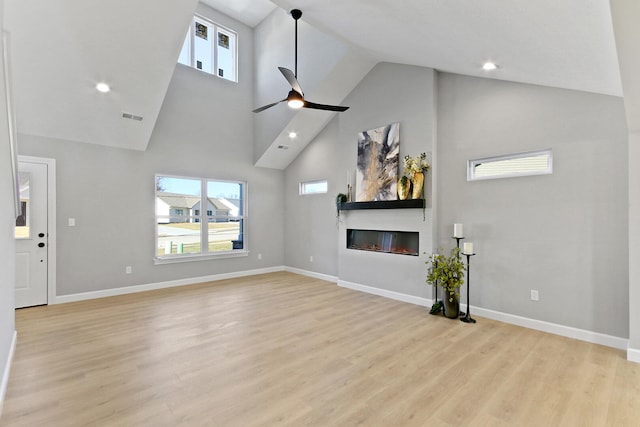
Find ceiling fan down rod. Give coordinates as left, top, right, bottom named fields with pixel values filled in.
left=291, top=9, right=302, bottom=78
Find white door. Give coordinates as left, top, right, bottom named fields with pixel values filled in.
left=15, top=160, right=48, bottom=308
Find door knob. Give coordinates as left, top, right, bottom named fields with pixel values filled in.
left=38, top=242, right=45, bottom=248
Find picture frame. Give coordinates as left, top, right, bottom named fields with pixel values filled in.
left=3, top=30, right=21, bottom=218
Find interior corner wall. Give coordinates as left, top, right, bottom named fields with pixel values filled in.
left=610, top=0, right=640, bottom=357
left=285, top=62, right=437, bottom=294
left=1, top=0, right=18, bottom=405
left=17, top=8, right=286, bottom=297
left=436, top=73, right=629, bottom=338
left=284, top=117, right=340, bottom=276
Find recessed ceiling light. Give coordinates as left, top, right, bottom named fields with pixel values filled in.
left=482, top=62, right=498, bottom=71
left=288, top=131, right=297, bottom=139
left=96, top=82, right=110, bottom=93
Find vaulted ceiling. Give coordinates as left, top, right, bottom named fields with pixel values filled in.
left=4, top=0, right=623, bottom=157
left=214, top=0, right=622, bottom=97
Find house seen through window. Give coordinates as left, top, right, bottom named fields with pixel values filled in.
left=155, top=175, right=245, bottom=260
left=178, top=14, right=237, bottom=82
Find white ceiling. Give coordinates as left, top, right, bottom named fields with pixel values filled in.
left=200, top=0, right=277, bottom=28
left=214, top=0, right=623, bottom=97
left=4, top=0, right=623, bottom=153
left=4, top=0, right=198, bottom=151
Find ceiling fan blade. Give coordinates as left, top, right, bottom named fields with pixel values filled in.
left=252, top=99, right=286, bottom=113
left=278, top=67, right=304, bottom=95
left=304, top=101, right=350, bottom=112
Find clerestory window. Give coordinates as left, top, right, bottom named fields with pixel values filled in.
left=178, top=14, right=237, bottom=82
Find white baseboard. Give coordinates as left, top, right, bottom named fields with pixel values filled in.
left=284, top=266, right=337, bottom=283
left=48, top=266, right=631, bottom=354
left=0, top=331, right=17, bottom=419
left=338, top=279, right=433, bottom=308
left=470, top=306, right=628, bottom=350
left=338, top=279, right=628, bottom=351
left=627, top=347, right=640, bottom=363
left=54, top=266, right=285, bottom=304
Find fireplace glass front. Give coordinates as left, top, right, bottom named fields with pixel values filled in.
left=347, top=229, right=418, bottom=256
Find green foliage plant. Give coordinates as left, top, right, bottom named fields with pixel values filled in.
left=336, top=193, right=347, bottom=224
left=426, top=247, right=465, bottom=303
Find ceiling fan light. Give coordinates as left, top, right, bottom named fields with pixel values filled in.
left=287, top=99, right=304, bottom=109
left=287, top=90, right=304, bottom=109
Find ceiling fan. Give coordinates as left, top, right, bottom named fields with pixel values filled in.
left=252, top=9, right=349, bottom=113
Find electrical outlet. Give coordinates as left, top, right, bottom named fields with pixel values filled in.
left=258, top=253, right=262, bottom=260
left=68, top=218, right=76, bottom=227
left=530, top=289, right=539, bottom=301
left=125, top=266, right=132, bottom=274
left=309, top=255, right=314, bottom=262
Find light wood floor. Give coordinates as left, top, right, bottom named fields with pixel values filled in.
left=2, top=272, right=640, bottom=426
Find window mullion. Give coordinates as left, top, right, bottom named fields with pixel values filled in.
left=201, top=179, right=208, bottom=253
left=213, top=25, right=218, bottom=77
left=190, top=20, right=196, bottom=68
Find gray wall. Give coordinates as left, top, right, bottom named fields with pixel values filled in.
left=285, top=62, right=437, bottom=299
left=1, top=0, right=17, bottom=394
left=18, top=7, right=285, bottom=296
left=436, top=73, right=629, bottom=337
left=611, top=0, right=640, bottom=353
left=284, top=117, right=341, bottom=276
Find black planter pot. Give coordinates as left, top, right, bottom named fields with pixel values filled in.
left=442, top=288, right=460, bottom=319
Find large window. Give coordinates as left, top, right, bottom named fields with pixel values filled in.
left=178, top=14, right=237, bottom=82
left=155, top=175, right=246, bottom=263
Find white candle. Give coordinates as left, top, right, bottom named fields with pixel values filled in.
left=463, top=242, right=474, bottom=255
left=453, top=223, right=463, bottom=238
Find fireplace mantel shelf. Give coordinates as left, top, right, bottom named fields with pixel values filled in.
left=338, top=199, right=425, bottom=210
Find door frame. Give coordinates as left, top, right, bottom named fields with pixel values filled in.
left=17, top=155, right=56, bottom=304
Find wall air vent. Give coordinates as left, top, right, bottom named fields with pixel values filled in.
left=122, top=112, right=143, bottom=122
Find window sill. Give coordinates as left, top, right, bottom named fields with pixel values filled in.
left=154, top=250, right=249, bottom=265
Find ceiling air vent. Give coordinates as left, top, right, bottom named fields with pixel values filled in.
left=122, top=112, right=143, bottom=122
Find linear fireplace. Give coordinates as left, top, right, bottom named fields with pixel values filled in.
left=347, top=229, right=419, bottom=256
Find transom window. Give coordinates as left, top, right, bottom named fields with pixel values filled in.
left=178, top=14, right=238, bottom=82
left=467, top=149, right=553, bottom=181
left=155, top=175, right=246, bottom=263
left=299, top=180, right=328, bottom=195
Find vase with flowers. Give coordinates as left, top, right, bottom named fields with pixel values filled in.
left=403, top=153, right=430, bottom=199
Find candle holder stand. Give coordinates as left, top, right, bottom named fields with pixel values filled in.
left=460, top=253, right=476, bottom=324
left=347, top=184, right=352, bottom=202
left=429, top=255, right=443, bottom=315
left=452, top=236, right=467, bottom=317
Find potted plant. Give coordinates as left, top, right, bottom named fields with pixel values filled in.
left=336, top=193, right=347, bottom=223
left=426, top=247, right=465, bottom=319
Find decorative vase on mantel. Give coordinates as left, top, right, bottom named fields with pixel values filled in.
left=398, top=176, right=410, bottom=200
left=411, top=171, right=424, bottom=199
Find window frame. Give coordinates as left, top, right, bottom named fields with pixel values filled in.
left=467, top=149, right=553, bottom=181
left=299, top=179, right=328, bottom=195
left=154, top=174, right=248, bottom=264
left=178, top=14, right=238, bottom=83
